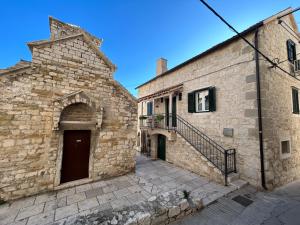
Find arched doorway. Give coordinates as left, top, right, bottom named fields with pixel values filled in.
left=157, top=134, right=166, bottom=160
left=59, top=103, right=96, bottom=184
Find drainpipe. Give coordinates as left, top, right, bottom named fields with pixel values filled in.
left=255, top=28, right=267, bottom=190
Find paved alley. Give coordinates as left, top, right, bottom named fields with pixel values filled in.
left=172, top=180, right=300, bottom=225
left=0, top=155, right=237, bottom=225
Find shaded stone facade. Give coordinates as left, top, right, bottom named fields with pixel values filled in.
left=0, top=17, right=137, bottom=201
left=137, top=9, right=300, bottom=189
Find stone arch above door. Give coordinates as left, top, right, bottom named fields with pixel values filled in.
left=148, top=129, right=176, bottom=141
left=52, top=90, right=103, bottom=130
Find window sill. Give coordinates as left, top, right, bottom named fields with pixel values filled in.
left=292, top=113, right=300, bottom=117
left=280, top=153, right=292, bottom=160
left=192, top=111, right=212, bottom=114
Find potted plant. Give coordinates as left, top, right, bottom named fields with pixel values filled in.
left=154, top=114, right=164, bottom=128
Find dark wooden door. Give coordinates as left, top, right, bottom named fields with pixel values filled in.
left=61, top=130, right=91, bottom=183
left=157, top=134, right=166, bottom=160
left=165, top=98, right=169, bottom=127
left=172, top=96, right=177, bottom=127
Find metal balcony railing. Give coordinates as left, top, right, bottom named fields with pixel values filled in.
left=139, top=113, right=237, bottom=185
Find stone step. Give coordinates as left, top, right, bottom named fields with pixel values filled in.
left=228, top=173, right=240, bottom=183
left=229, top=179, right=248, bottom=189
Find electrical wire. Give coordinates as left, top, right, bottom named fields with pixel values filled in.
left=278, top=20, right=300, bottom=41
left=198, top=0, right=298, bottom=79
left=277, top=53, right=300, bottom=65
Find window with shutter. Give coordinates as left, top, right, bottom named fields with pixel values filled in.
left=188, top=92, right=195, bottom=113
left=287, top=40, right=296, bottom=63
left=208, top=87, right=216, bottom=112
left=189, top=86, right=216, bottom=113
left=292, top=88, right=299, bottom=114
left=147, top=102, right=153, bottom=116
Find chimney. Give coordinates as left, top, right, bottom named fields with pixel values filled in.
left=156, top=58, right=168, bottom=76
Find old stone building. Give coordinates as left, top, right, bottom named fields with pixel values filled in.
left=137, top=8, right=300, bottom=190
left=0, top=17, right=137, bottom=201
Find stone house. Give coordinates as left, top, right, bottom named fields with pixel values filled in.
left=0, top=17, right=137, bottom=201
left=137, top=8, right=300, bottom=190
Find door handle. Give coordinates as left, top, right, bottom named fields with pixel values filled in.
left=76, top=139, right=82, bottom=143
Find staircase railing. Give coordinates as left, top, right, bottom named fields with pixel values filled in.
left=139, top=113, right=237, bottom=185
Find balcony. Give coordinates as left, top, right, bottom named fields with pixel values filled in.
left=139, top=113, right=176, bottom=130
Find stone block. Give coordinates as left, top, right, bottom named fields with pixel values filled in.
left=16, top=203, right=45, bottom=220
left=168, top=206, right=181, bottom=218
left=77, top=197, right=99, bottom=211
left=27, top=210, right=55, bottom=225
left=55, top=203, right=78, bottom=220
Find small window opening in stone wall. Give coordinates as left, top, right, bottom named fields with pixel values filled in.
left=281, top=141, right=290, bottom=154
left=280, top=139, right=291, bottom=159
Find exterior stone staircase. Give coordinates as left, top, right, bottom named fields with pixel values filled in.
left=173, top=114, right=238, bottom=185
left=141, top=113, right=247, bottom=186
left=169, top=134, right=247, bottom=187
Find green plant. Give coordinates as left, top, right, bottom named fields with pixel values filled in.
left=154, top=114, right=164, bottom=122
left=183, top=190, right=190, bottom=199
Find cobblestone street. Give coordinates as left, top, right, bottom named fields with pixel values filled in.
left=172, top=180, right=300, bottom=225
left=0, top=155, right=238, bottom=225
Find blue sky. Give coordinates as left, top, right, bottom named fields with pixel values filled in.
left=0, top=0, right=299, bottom=96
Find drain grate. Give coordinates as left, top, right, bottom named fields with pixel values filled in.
left=232, top=195, right=253, bottom=207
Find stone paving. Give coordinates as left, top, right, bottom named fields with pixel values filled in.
left=171, top=180, right=300, bottom=225
left=0, top=155, right=237, bottom=225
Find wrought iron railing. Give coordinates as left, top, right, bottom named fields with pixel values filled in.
left=139, top=113, right=237, bottom=185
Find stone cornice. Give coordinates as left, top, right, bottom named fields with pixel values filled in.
left=0, top=65, right=31, bottom=76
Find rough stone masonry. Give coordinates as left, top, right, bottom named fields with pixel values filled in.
left=0, top=17, right=137, bottom=201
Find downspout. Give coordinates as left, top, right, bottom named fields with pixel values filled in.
left=254, top=28, right=267, bottom=190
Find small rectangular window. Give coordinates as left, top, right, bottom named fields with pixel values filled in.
left=287, top=39, right=297, bottom=63
left=281, top=140, right=290, bottom=154
left=188, top=87, right=216, bottom=113
left=292, top=88, right=299, bottom=114
left=280, top=138, right=292, bottom=159
left=178, top=92, right=182, bottom=101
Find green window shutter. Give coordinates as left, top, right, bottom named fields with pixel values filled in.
left=188, top=92, right=195, bottom=113
left=208, top=87, right=216, bottom=112
left=287, top=40, right=296, bottom=62
left=292, top=89, right=299, bottom=114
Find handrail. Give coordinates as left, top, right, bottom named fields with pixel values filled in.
left=139, top=113, right=237, bottom=185
left=175, top=114, right=226, bottom=152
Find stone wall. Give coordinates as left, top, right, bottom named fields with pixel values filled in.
left=138, top=32, right=261, bottom=186
left=258, top=14, right=300, bottom=189
left=166, top=135, right=224, bottom=184
left=61, top=103, right=95, bottom=121
left=0, top=22, right=137, bottom=200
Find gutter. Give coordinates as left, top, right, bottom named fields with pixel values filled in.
left=254, top=28, right=267, bottom=190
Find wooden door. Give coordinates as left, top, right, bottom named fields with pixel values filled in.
left=157, top=134, right=166, bottom=160
left=61, top=130, right=91, bottom=183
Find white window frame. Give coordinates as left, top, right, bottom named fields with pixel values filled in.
left=279, top=138, right=292, bottom=159
left=195, top=90, right=209, bottom=112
